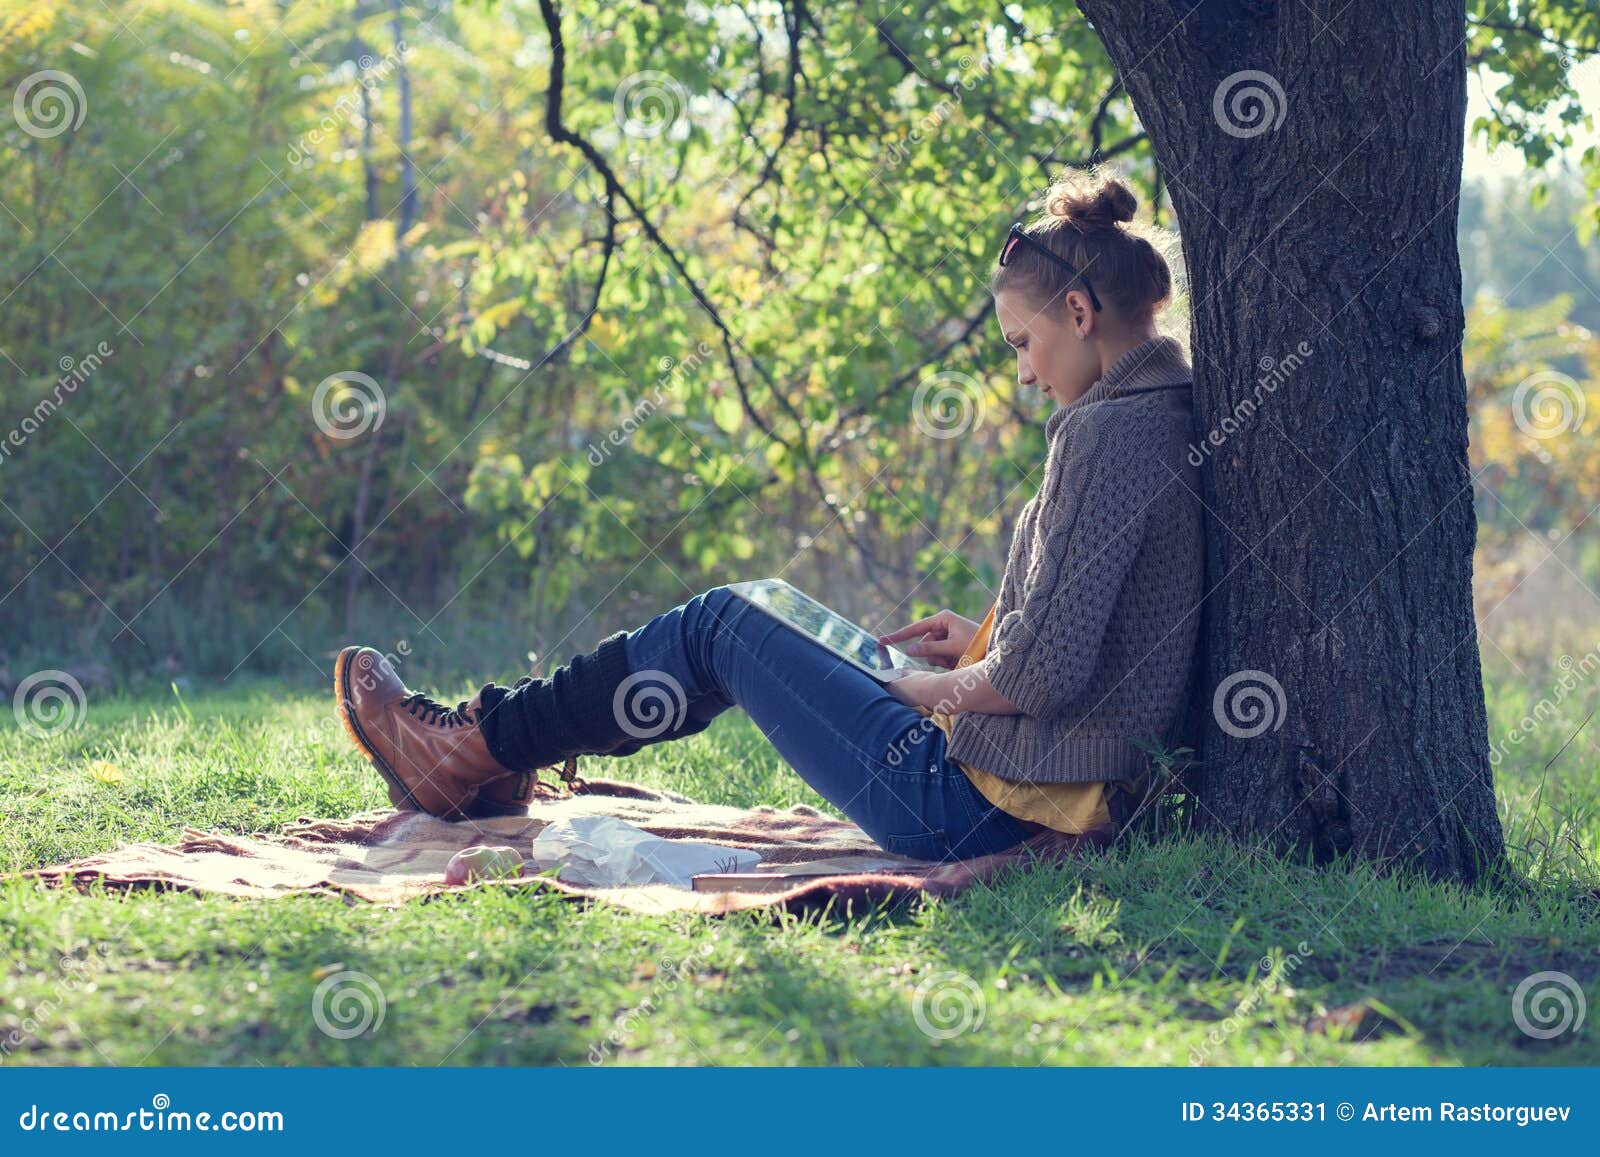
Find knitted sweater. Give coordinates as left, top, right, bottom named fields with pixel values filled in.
left=944, top=334, right=1203, bottom=784
left=924, top=603, right=1119, bottom=835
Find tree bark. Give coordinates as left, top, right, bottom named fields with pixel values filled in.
left=1075, top=0, right=1503, bottom=882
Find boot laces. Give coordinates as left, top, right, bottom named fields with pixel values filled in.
left=399, top=676, right=527, bottom=730
left=398, top=692, right=475, bottom=729
left=397, top=677, right=581, bottom=785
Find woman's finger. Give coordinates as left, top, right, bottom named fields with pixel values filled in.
left=878, top=613, right=943, bottom=645
left=903, top=636, right=960, bottom=658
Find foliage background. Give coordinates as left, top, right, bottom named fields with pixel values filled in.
left=2, top=1, right=1599, bottom=1072
left=1, top=0, right=1598, bottom=691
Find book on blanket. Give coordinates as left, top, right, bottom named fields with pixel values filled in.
left=691, top=858, right=925, bottom=893
left=691, top=873, right=826, bottom=894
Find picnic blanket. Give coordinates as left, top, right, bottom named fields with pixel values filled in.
left=17, top=779, right=1112, bottom=915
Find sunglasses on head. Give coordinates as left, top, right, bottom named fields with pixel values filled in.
left=998, top=223, right=1103, bottom=312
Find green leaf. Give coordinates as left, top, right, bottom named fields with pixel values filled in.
left=711, top=393, right=743, bottom=434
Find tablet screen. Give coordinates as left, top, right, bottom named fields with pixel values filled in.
left=730, top=580, right=931, bottom=674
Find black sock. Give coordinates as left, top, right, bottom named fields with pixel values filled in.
left=475, top=631, right=635, bottom=771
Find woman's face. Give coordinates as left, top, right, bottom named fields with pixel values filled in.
left=994, top=288, right=1101, bottom=407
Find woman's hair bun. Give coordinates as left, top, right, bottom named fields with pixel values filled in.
left=1042, top=168, right=1138, bottom=230
left=993, top=162, right=1172, bottom=319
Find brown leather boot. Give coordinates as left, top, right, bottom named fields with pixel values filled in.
left=334, top=646, right=515, bottom=821
left=457, top=678, right=542, bottom=819
left=460, top=769, right=542, bottom=818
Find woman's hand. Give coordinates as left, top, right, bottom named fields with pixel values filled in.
left=883, top=670, right=943, bottom=709
left=883, top=667, right=1024, bottom=717
left=877, top=609, right=981, bottom=669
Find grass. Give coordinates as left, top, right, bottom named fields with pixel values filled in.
left=2, top=655, right=1597, bottom=1067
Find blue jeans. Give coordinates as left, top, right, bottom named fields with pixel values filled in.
left=613, top=585, right=1032, bottom=861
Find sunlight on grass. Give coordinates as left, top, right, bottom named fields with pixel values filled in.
left=1, top=664, right=1596, bottom=1067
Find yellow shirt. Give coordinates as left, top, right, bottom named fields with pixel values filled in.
left=916, top=603, right=1129, bottom=835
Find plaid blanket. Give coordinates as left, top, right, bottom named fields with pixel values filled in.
left=17, top=779, right=1112, bottom=914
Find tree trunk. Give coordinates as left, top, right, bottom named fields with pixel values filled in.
left=1076, top=0, right=1503, bottom=882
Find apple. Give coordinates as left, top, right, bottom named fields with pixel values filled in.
left=444, top=845, right=525, bottom=885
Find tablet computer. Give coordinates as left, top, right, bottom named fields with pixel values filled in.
left=727, top=578, right=941, bottom=683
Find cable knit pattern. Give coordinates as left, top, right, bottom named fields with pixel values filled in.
left=945, top=335, right=1203, bottom=784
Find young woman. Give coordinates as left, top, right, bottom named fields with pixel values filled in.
left=334, top=167, right=1204, bottom=863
